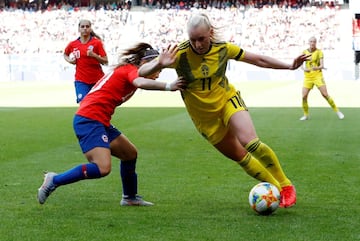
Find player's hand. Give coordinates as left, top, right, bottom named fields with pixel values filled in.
left=290, top=54, right=311, bottom=70
left=158, top=44, right=178, bottom=68
left=169, top=76, right=187, bottom=91
left=87, top=49, right=96, bottom=57
left=66, top=53, right=76, bottom=64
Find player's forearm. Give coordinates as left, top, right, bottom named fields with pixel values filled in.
left=256, top=55, right=291, bottom=69
left=243, top=53, right=291, bottom=69
left=94, top=54, right=108, bottom=65
left=63, top=54, right=75, bottom=64
left=133, top=77, right=167, bottom=90
left=133, top=77, right=184, bottom=91
left=138, top=60, right=164, bottom=77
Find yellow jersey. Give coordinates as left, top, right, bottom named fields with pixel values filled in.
left=169, top=41, right=245, bottom=119
left=303, top=48, right=324, bottom=80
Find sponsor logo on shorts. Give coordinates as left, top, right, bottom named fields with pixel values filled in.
left=102, top=134, right=108, bottom=143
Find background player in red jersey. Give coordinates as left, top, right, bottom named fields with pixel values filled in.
left=38, top=42, right=186, bottom=206
left=64, top=19, right=108, bottom=103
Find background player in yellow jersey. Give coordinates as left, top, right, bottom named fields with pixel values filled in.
left=300, top=36, right=344, bottom=121
left=139, top=13, right=309, bottom=208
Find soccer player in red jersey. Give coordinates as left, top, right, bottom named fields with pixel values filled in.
left=64, top=19, right=108, bottom=103
left=38, top=43, right=186, bottom=206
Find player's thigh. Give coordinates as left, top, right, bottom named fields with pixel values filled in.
left=84, top=147, right=112, bottom=175
left=74, top=81, right=94, bottom=103
left=74, top=115, right=112, bottom=154
left=302, top=86, right=311, bottom=97
left=223, top=91, right=256, bottom=146
left=73, top=116, right=113, bottom=174
left=110, top=133, right=137, bottom=161
left=314, top=77, right=325, bottom=88
left=214, top=131, right=248, bottom=162
left=228, top=110, right=258, bottom=146
left=191, top=115, right=228, bottom=145
left=303, top=79, right=314, bottom=90
left=317, top=85, right=329, bottom=97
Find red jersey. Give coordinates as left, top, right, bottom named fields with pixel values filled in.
left=64, top=36, right=107, bottom=84
left=76, top=64, right=139, bottom=127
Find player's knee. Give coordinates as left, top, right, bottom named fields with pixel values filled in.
left=111, top=143, right=138, bottom=160
left=123, top=148, right=138, bottom=161
left=214, top=141, right=247, bottom=162
left=98, top=162, right=112, bottom=176
left=302, top=92, right=309, bottom=99
left=227, top=146, right=248, bottom=162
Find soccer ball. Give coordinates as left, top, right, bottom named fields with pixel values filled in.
left=248, top=182, right=280, bottom=215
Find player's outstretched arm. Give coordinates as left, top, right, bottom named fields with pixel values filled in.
left=241, top=51, right=310, bottom=70
left=290, top=54, right=311, bottom=70
left=138, top=44, right=178, bottom=77
left=133, top=76, right=186, bottom=91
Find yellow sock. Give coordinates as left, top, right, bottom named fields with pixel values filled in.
left=245, top=138, right=291, bottom=187
left=237, top=152, right=280, bottom=191
left=302, top=99, right=309, bottom=116
left=326, top=96, right=339, bottom=112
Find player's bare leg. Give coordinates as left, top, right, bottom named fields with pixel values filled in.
left=318, top=86, right=344, bottom=119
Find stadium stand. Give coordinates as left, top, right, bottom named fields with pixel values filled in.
left=0, top=1, right=353, bottom=81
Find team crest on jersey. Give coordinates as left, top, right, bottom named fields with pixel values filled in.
left=102, top=134, right=108, bottom=143
left=201, top=64, right=209, bottom=76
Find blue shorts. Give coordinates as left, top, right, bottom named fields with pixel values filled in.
left=74, top=81, right=95, bottom=103
left=73, top=115, right=121, bottom=153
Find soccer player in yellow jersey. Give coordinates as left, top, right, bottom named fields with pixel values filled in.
left=139, top=13, right=309, bottom=208
left=300, top=36, right=344, bottom=121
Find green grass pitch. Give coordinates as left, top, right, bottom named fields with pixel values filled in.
left=0, top=107, right=359, bottom=241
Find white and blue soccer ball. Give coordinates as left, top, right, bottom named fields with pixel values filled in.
left=248, top=182, right=280, bottom=215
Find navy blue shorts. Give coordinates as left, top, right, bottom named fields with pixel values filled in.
left=73, top=115, right=121, bottom=153
left=74, top=81, right=95, bottom=103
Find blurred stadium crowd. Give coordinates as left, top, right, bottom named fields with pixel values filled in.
left=0, top=0, right=344, bottom=61
left=0, top=0, right=340, bottom=11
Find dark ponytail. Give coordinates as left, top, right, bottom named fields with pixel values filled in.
left=90, top=30, right=102, bottom=41
left=118, top=42, right=155, bottom=67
